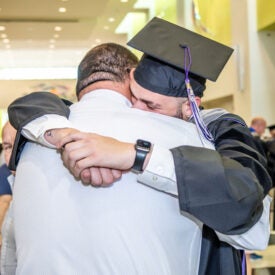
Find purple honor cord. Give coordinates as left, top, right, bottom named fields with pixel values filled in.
left=182, top=45, right=246, bottom=275
left=181, top=45, right=214, bottom=143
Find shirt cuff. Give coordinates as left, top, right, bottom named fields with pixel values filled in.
left=22, top=114, right=73, bottom=148
left=137, top=145, right=178, bottom=196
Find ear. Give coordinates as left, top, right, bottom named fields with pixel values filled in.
left=195, top=96, right=201, bottom=106
left=181, top=100, right=192, bottom=121
left=129, top=68, right=135, bottom=81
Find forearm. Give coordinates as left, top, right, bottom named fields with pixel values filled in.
left=171, top=146, right=265, bottom=234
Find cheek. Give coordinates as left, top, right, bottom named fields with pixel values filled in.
left=4, top=151, right=11, bottom=166
left=156, top=106, right=178, bottom=117
left=132, top=101, right=149, bottom=111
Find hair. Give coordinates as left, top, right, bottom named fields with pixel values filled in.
left=251, top=117, right=266, bottom=127
left=76, top=43, right=138, bottom=96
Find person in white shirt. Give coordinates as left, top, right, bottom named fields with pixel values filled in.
left=10, top=42, right=220, bottom=275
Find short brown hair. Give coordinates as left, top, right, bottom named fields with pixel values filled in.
left=76, top=43, right=138, bottom=96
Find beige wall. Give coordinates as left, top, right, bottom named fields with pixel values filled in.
left=0, top=79, right=77, bottom=109
left=200, top=0, right=275, bottom=126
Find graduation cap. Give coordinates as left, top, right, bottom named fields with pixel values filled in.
left=127, top=17, right=233, bottom=97
left=127, top=17, right=234, bottom=142
left=268, top=124, right=275, bottom=131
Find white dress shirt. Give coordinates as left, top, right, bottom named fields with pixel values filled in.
left=15, top=89, right=215, bottom=275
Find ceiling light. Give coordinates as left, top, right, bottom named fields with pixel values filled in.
left=0, top=26, right=6, bottom=31
left=1, top=33, right=7, bottom=38
left=53, top=34, right=60, bottom=38
left=49, top=39, right=56, bottom=43
left=58, top=7, right=67, bottom=13
left=120, top=0, right=128, bottom=2
left=3, top=38, right=10, bottom=44
left=103, top=26, right=109, bottom=30
left=49, top=44, right=55, bottom=49
left=54, top=26, right=62, bottom=31
left=95, top=38, right=101, bottom=43
left=108, top=17, right=115, bottom=23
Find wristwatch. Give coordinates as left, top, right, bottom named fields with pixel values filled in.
left=131, top=139, right=152, bottom=172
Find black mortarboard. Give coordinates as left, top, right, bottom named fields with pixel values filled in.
left=8, top=91, right=72, bottom=171
left=127, top=17, right=234, bottom=98
left=268, top=124, right=275, bottom=131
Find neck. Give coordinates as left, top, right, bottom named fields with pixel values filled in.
left=78, top=80, right=131, bottom=101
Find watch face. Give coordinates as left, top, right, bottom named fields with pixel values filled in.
left=137, top=139, right=151, bottom=149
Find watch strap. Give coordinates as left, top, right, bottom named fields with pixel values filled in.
left=132, top=139, right=151, bottom=172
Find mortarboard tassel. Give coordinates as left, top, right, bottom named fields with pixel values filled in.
left=181, top=45, right=214, bottom=143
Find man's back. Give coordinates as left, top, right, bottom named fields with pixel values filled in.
left=13, top=90, right=213, bottom=275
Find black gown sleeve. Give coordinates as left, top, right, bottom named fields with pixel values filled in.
left=7, top=91, right=71, bottom=170
left=171, top=113, right=272, bottom=234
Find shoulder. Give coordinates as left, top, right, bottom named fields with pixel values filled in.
left=201, top=109, right=246, bottom=127
left=0, top=164, right=11, bottom=179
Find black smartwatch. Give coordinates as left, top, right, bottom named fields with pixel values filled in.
left=131, top=139, right=152, bottom=172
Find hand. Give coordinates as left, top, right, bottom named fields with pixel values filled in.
left=44, top=128, right=80, bottom=148
left=80, top=167, right=123, bottom=187
left=60, top=132, right=135, bottom=178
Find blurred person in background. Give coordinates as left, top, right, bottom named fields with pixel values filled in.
left=0, top=121, right=17, bottom=275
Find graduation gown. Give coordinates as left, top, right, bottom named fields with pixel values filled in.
left=171, top=109, right=272, bottom=275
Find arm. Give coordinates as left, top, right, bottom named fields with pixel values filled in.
left=58, top=131, right=271, bottom=250
left=171, top=113, right=272, bottom=234
left=8, top=92, right=123, bottom=184
left=8, top=94, right=270, bottom=237
left=7, top=91, right=72, bottom=170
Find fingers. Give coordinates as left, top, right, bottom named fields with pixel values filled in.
left=80, top=168, right=92, bottom=185
left=62, top=146, right=91, bottom=177
left=79, top=167, right=123, bottom=187
left=99, top=168, right=122, bottom=186
left=44, top=128, right=80, bottom=148
left=111, top=169, right=123, bottom=180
